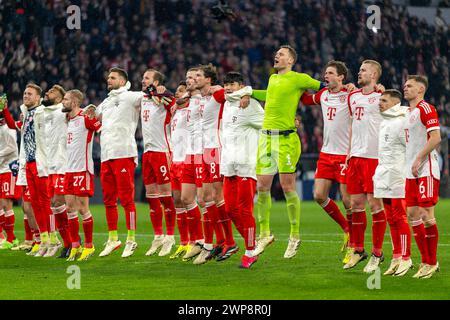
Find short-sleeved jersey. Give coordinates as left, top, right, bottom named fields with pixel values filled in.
left=202, top=89, right=225, bottom=149
left=404, top=100, right=440, bottom=179
left=185, top=94, right=205, bottom=155
left=254, top=71, right=321, bottom=130
left=171, top=106, right=189, bottom=163
left=303, top=88, right=350, bottom=155
left=141, top=96, right=173, bottom=153
left=348, top=90, right=382, bottom=159
left=66, top=111, right=101, bottom=174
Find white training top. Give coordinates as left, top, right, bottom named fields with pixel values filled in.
left=141, top=95, right=173, bottom=153
left=170, top=106, right=189, bottom=163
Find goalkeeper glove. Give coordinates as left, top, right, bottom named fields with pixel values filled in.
left=0, top=94, right=7, bottom=112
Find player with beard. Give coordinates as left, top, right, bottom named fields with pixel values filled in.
left=62, top=90, right=101, bottom=261
left=41, top=85, right=73, bottom=257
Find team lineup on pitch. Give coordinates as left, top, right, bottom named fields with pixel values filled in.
left=0, top=45, right=444, bottom=281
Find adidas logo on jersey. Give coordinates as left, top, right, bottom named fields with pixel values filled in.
left=81, top=187, right=85, bottom=191
left=164, top=176, right=169, bottom=181
left=121, top=168, right=127, bottom=173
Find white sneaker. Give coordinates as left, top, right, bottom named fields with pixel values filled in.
left=121, top=240, right=138, bottom=258
left=363, top=253, right=384, bottom=273
left=420, top=262, right=439, bottom=279
left=394, top=258, right=413, bottom=277
left=284, top=237, right=301, bottom=259
left=253, top=235, right=275, bottom=256
left=99, top=240, right=122, bottom=257
left=145, top=235, right=164, bottom=256
left=412, top=263, right=427, bottom=278
left=158, top=235, right=175, bottom=257
left=34, top=242, right=49, bottom=257
left=193, top=248, right=212, bottom=265
left=11, top=240, right=34, bottom=251
left=43, top=242, right=62, bottom=257
left=343, top=250, right=368, bottom=269
left=383, top=258, right=402, bottom=275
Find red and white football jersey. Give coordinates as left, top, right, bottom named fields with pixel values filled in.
left=0, top=124, right=18, bottom=174
left=185, top=94, right=205, bottom=155
left=171, top=106, right=189, bottom=163
left=348, top=90, right=382, bottom=159
left=66, top=111, right=101, bottom=174
left=303, top=88, right=351, bottom=155
left=202, top=89, right=225, bottom=149
left=404, top=100, right=440, bottom=180
left=141, top=96, right=173, bottom=153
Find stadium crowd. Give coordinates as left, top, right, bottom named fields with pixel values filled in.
left=0, top=0, right=449, bottom=154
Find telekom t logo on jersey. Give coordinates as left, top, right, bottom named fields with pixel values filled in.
left=354, top=107, right=365, bottom=120
left=67, top=133, right=73, bottom=144
left=326, top=107, right=337, bottom=120
left=143, top=110, right=150, bottom=122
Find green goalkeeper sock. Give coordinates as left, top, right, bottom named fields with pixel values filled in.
left=127, top=230, right=135, bottom=242
left=256, top=191, right=272, bottom=238
left=109, top=230, right=118, bottom=241
left=49, top=231, right=57, bottom=244
left=285, top=191, right=301, bottom=240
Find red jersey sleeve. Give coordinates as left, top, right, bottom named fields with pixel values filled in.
left=418, top=101, right=440, bottom=132
left=2, top=108, right=22, bottom=130
left=213, top=89, right=225, bottom=104
left=84, top=115, right=102, bottom=132
left=301, top=88, right=326, bottom=106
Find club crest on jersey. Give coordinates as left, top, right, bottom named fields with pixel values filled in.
left=368, top=97, right=377, bottom=104
left=339, top=95, right=346, bottom=103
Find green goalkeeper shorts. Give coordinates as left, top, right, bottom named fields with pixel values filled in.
left=256, top=130, right=301, bottom=175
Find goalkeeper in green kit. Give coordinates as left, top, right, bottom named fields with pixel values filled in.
left=241, top=45, right=325, bottom=258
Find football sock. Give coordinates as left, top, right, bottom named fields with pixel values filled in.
left=320, top=198, right=349, bottom=233
left=285, top=191, right=301, bottom=240
left=24, top=216, right=33, bottom=241
left=53, top=205, right=72, bottom=248
left=147, top=197, right=163, bottom=236
left=187, top=203, right=203, bottom=242
left=202, top=209, right=214, bottom=245
left=127, top=229, right=135, bottom=242
left=40, top=231, right=50, bottom=244
left=82, top=212, right=94, bottom=248
left=0, top=209, right=5, bottom=235
left=411, top=220, right=429, bottom=264
left=160, top=196, right=176, bottom=236
left=346, top=209, right=353, bottom=247
left=371, top=209, right=386, bottom=256
left=176, top=208, right=189, bottom=245
left=398, top=220, right=411, bottom=260
left=389, top=223, right=402, bottom=259
left=256, top=191, right=272, bottom=238
left=109, top=230, right=118, bottom=242
left=68, top=211, right=80, bottom=247
left=425, top=221, right=438, bottom=265
left=4, top=210, right=16, bottom=242
left=217, top=201, right=234, bottom=246
left=352, top=210, right=367, bottom=252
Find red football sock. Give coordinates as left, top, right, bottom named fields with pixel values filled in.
left=320, top=198, right=349, bottom=233
left=147, top=197, right=163, bottom=236
left=237, top=177, right=257, bottom=250
left=389, top=223, right=401, bottom=259
left=53, top=206, right=72, bottom=248
left=205, top=202, right=224, bottom=245
left=371, top=210, right=387, bottom=257
left=82, top=212, right=94, bottom=249
left=125, top=209, right=136, bottom=232
left=187, top=203, right=203, bottom=242
left=24, top=216, right=33, bottom=241
left=160, top=196, right=176, bottom=236
left=67, top=212, right=80, bottom=247
left=0, top=209, right=5, bottom=235
left=202, top=210, right=214, bottom=245
left=398, top=220, right=411, bottom=260
left=425, top=223, right=439, bottom=265
left=351, top=210, right=367, bottom=252
left=412, top=220, right=429, bottom=264
left=176, top=208, right=189, bottom=245
left=4, top=210, right=16, bottom=242
left=217, top=201, right=235, bottom=247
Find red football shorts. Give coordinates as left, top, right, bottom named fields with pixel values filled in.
left=48, top=173, right=66, bottom=198
left=0, top=172, right=20, bottom=199
left=170, top=162, right=184, bottom=191
left=315, top=152, right=347, bottom=184
left=182, top=154, right=203, bottom=187
left=405, top=176, right=440, bottom=207
left=346, top=157, right=378, bottom=195
left=64, top=171, right=94, bottom=197
left=203, top=148, right=222, bottom=184
left=142, top=151, right=172, bottom=185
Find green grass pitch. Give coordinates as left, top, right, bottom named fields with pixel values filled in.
left=1, top=200, right=449, bottom=300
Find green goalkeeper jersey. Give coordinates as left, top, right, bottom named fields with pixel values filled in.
left=252, top=71, right=321, bottom=130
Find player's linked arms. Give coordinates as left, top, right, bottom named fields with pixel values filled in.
left=82, top=104, right=97, bottom=120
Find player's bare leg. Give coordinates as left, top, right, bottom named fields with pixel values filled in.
left=156, top=182, right=176, bottom=256
left=254, top=174, right=275, bottom=256
left=279, top=173, right=302, bottom=258
left=314, top=179, right=350, bottom=252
